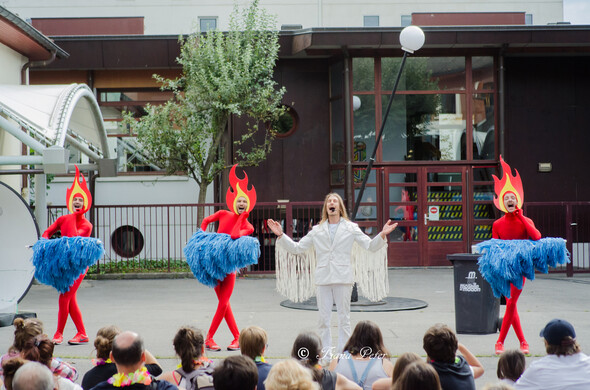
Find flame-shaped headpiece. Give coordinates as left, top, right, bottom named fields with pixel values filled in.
left=226, top=164, right=256, bottom=215
left=492, top=156, right=524, bottom=213
left=66, top=165, right=92, bottom=214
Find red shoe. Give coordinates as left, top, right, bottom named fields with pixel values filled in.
left=205, top=339, right=221, bottom=352
left=52, top=332, right=63, bottom=345
left=520, top=341, right=530, bottom=355
left=227, top=338, right=240, bottom=351
left=495, top=341, right=504, bottom=355
left=68, top=333, right=89, bottom=345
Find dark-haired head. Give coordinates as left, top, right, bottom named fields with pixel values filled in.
left=393, top=361, right=441, bottom=390
left=173, top=326, right=205, bottom=373
left=497, top=349, right=526, bottom=382
left=423, top=324, right=457, bottom=363
left=21, top=334, right=54, bottom=368
left=343, top=320, right=390, bottom=358
left=291, top=332, right=323, bottom=383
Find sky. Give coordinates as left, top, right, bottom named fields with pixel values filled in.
left=563, top=0, right=590, bottom=24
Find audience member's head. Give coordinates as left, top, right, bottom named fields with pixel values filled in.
left=343, top=320, right=390, bottom=357
left=240, top=326, right=268, bottom=361
left=265, top=359, right=319, bottom=390
left=423, top=324, right=457, bottom=363
left=12, top=361, right=54, bottom=390
left=291, top=331, right=322, bottom=367
left=111, top=331, right=145, bottom=372
left=291, top=331, right=323, bottom=383
left=10, top=318, right=44, bottom=353
left=173, top=326, right=205, bottom=373
left=94, top=325, right=121, bottom=360
left=540, top=319, right=581, bottom=356
left=21, top=335, right=54, bottom=368
left=497, top=349, right=525, bottom=383
left=213, top=355, right=258, bottom=390
left=1, top=357, right=28, bottom=390
left=392, top=352, right=423, bottom=384
left=393, top=361, right=441, bottom=390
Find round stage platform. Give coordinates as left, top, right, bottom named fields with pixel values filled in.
left=280, top=296, right=428, bottom=312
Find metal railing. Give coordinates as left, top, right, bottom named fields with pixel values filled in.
left=47, top=201, right=324, bottom=274
left=47, top=200, right=590, bottom=274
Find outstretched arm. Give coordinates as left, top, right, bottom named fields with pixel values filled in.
left=457, top=343, right=484, bottom=379
left=267, top=219, right=285, bottom=238
left=379, top=220, right=398, bottom=240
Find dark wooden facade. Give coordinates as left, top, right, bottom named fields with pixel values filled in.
left=29, top=25, right=590, bottom=266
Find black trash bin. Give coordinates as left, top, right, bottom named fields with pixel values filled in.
left=448, top=253, right=500, bottom=334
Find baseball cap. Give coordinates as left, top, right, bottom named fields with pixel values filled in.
left=540, top=319, right=576, bottom=345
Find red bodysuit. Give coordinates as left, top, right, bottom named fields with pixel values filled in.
left=43, top=213, right=92, bottom=339
left=200, top=210, right=254, bottom=343
left=492, top=211, right=541, bottom=345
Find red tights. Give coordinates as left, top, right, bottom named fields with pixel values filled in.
left=56, top=271, right=87, bottom=336
left=207, top=272, right=239, bottom=340
left=497, top=278, right=526, bottom=344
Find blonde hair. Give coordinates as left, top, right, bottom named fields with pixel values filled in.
left=94, top=325, right=121, bottom=360
left=320, top=193, right=349, bottom=224
left=239, top=326, right=268, bottom=360
left=264, top=359, right=319, bottom=390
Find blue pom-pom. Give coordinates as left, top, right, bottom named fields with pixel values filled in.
left=476, top=237, right=570, bottom=298
left=31, top=237, right=104, bottom=293
left=183, top=230, right=260, bottom=288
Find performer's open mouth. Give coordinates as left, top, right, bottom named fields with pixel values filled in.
left=330, top=207, right=336, bottom=212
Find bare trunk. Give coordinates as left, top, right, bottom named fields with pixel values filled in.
left=197, top=180, right=210, bottom=226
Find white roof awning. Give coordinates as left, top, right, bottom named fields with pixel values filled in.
left=0, top=83, right=110, bottom=173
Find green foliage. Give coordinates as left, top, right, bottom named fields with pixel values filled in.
left=89, top=259, right=190, bottom=274
left=125, top=0, right=286, bottom=203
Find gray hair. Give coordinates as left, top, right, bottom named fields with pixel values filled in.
left=13, top=361, right=55, bottom=390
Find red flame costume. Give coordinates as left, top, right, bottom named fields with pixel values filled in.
left=492, top=156, right=541, bottom=355
left=199, top=165, right=255, bottom=351
left=42, top=166, right=93, bottom=344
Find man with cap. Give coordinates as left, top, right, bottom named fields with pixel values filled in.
left=515, top=319, right=590, bottom=389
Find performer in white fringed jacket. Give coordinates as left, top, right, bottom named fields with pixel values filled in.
left=267, top=193, right=398, bottom=355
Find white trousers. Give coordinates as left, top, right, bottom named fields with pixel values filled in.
left=317, top=284, right=352, bottom=356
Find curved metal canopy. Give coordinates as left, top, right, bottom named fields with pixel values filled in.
left=0, top=83, right=110, bottom=172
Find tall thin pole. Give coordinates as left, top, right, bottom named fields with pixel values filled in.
left=351, top=51, right=409, bottom=220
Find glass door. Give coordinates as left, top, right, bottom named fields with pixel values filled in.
left=385, top=166, right=468, bottom=266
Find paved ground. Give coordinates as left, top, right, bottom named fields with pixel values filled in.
left=2, top=268, right=589, bottom=389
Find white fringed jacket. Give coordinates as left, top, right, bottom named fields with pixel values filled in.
left=275, top=219, right=389, bottom=303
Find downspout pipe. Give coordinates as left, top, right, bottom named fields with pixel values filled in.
left=342, top=47, right=354, bottom=212
left=21, top=49, right=57, bottom=85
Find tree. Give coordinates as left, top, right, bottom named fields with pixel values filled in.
left=127, top=0, right=285, bottom=220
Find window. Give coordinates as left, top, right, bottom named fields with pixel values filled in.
left=199, top=17, right=217, bottom=32
left=363, top=15, right=379, bottom=27
left=401, top=15, right=411, bottom=27
left=111, top=225, right=144, bottom=258
left=273, top=105, right=299, bottom=138
left=346, top=56, right=496, bottom=163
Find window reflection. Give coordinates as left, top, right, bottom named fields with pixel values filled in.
left=353, top=94, right=376, bottom=161
left=382, top=57, right=466, bottom=91
left=353, top=58, right=374, bottom=91
left=473, top=93, right=495, bottom=160
left=382, top=93, right=468, bottom=161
